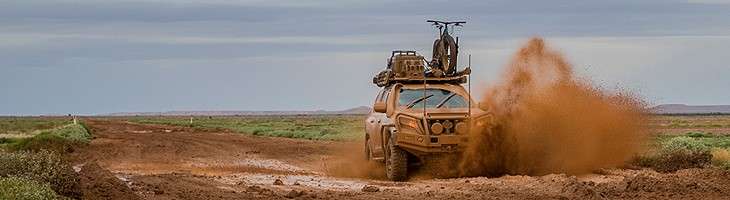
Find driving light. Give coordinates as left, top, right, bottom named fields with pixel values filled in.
left=431, top=122, right=443, bottom=135
left=455, top=122, right=468, bottom=134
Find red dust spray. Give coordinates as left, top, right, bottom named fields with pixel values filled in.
left=459, top=37, right=648, bottom=176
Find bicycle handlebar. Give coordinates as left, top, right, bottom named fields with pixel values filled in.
left=427, top=20, right=466, bottom=26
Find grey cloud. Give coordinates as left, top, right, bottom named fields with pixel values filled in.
left=1, top=0, right=729, bottom=115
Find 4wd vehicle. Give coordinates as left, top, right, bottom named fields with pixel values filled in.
left=365, top=20, right=492, bottom=181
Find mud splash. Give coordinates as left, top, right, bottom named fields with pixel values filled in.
left=460, top=37, right=648, bottom=177
left=326, top=144, right=388, bottom=180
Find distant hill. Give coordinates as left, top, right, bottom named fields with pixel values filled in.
left=649, top=104, right=730, bottom=114
left=101, top=106, right=371, bottom=116
left=336, top=106, right=371, bottom=114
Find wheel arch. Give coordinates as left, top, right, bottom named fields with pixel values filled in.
left=379, top=125, right=396, bottom=155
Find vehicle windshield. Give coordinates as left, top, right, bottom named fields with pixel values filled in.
left=398, top=88, right=469, bottom=108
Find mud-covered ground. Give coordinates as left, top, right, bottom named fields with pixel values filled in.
left=72, top=119, right=730, bottom=199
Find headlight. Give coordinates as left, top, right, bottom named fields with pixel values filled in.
left=474, top=114, right=494, bottom=130
left=398, top=115, right=423, bottom=134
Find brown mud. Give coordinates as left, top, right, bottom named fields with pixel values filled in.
left=70, top=119, right=730, bottom=199
left=460, top=37, right=648, bottom=177
left=77, top=163, right=141, bottom=200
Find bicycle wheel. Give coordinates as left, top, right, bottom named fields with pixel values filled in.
left=441, top=34, right=458, bottom=75
left=431, top=39, right=443, bottom=68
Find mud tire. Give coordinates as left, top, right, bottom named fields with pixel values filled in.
left=365, top=138, right=372, bottom=161
left=386, top=137, right=408, bottom=181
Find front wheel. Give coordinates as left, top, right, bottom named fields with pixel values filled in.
left=385, top=136, right=408, bottom=181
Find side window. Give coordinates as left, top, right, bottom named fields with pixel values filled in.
left=380, top=88, right=390, bottom=103
left=374, top=90, right=385, bottom=103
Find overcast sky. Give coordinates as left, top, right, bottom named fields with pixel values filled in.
left=1, top=0, right=729, bottom=115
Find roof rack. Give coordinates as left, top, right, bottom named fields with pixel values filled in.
left=373, top=51, right=467, bottom=87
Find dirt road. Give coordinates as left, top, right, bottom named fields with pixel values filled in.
left=73, top=119, right=730, bottom=199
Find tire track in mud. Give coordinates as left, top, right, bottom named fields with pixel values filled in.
left=73, top=119, right=730, bottom=199
left=74, top=119, right=393, bottom=199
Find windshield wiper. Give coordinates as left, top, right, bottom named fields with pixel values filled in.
left=435, top=93, right=458, bottom=108
left=406, top=94, right=434, bottom=108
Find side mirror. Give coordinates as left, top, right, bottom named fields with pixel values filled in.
left=458, top=67, right=471, bottom=75
left=478, top=102, right=490, bottom=111
left=373, top=102, right=387, bottom=113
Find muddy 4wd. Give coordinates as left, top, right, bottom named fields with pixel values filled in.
left=365, top=20, right=492, bottom=181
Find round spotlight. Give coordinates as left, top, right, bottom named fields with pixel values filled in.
left=455, top=122, right=468, bottom=134
left=431, top=123, right=443, bottom=135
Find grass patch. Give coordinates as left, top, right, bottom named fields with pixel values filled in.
left=10, top=133, right=76, bottom=153
left=50, top=124, right=91, bottom=144
left=0, top=138, right=17, bottom=144
left=124, top=115, right=365, bottom=141
left=0, top=118, right=89, bottom=199
left=711, top=148, right=730, bottom=169
left=78, top=120, right=93, bottom=138
left=9, top=124, right=90, bottom=152
left=0, top=117, right=70, bottom=135
left=653, top=136, right=712, bottom=172
left=638, top=132, right=730, bottom=172
left=653, top=115, right=730, bottom=133
left=0, top=176, right=62, bottom=200
left=0, top=150, right=82, bottom=199
left=660, top=135, right=710, bottom=153
left=685, top=131, right=715, bottom=138
left=0, top=120, right=89, bottom=199
left=0, top=117, right=76, bottom=151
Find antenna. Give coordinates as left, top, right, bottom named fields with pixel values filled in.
left=468, top=54, right=471, bottom=117
left=423, top=64, right=427, bottom=117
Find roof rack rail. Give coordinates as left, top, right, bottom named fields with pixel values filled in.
left=373, top=51, right=468, bottom=87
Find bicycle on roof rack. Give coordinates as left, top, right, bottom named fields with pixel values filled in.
left=366, top=20, right=492, bottom=181
left=427, top=20, right=466, bottom=77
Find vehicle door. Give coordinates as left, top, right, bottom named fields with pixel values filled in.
left=366, top=87, right=390, bottom=157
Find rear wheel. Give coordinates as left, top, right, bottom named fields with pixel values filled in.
left=365, top=138, right=372, bottom=161
left=385, top=136, right=408, bottom=181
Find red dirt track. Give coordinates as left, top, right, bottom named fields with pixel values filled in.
left=73, top=119, right=730, bottom=199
